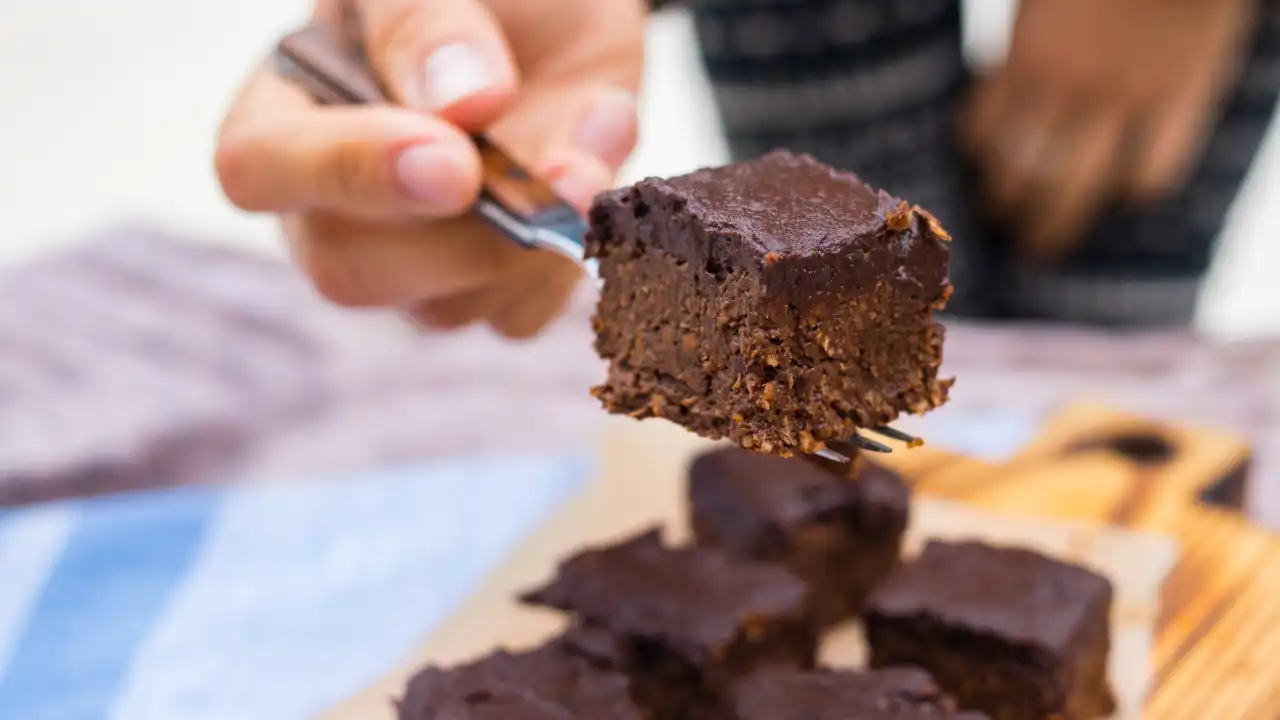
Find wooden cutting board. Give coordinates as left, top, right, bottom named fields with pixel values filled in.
left=881, top=403, right=1280, bottom=719
left=323, top=403, right=1279, bottom=720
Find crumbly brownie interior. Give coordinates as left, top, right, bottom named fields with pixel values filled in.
left=559, top=624, right=722, bottom=719
left=866, top=614, right=1061, bottom=719
left=689, top=447, right=909, bottom=626
left=568, top=616, right=817, bottom=720
left=586, top=150, right=953, bottom=455
left=864, top=541, right=1116, bottom=720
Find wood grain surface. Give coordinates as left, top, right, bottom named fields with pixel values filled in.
left=321, top=402, right=1280, bottom=720
left=876, top=403, right=1280, bottom=719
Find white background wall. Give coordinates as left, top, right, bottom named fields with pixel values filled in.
left=1, top=1, right=1277, bottom=336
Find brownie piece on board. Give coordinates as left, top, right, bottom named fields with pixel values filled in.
left=864, top=541, right=1116, bottom=720
left=728, top=665, right=990, bottom=719
left=522, top=528, right=816, bottom=719
left=396, top=635, right=641, bottom=720
left=586, top=150, right=953, bottom=456
left=431, top=693, right=578, bottom=720
left=689, top=446, right=909, bottom=626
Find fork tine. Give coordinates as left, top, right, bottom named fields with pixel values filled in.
left=813, top=446, right=850, bottom=463
left=849, top=433, right=893, bottom=454
left=869, top=425, right=923, bottom=447
left=822, top=433, right=894, bottom=459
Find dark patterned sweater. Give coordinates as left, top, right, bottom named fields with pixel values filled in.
left=656, top=0, right=1280, bottom=326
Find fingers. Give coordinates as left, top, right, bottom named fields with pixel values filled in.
left=487, top=83, right=639, bottom=213
left=232, top=0, right=642, bottom=342
left=408, top=286, right=506, bottom=331
left=983, top=113, right=1064, bottom=219
left=1121, top=0, right=1253, bottom=201
left=960, top=70, right=1017, bottom=166
left=973, top=85, right=1074, bottom=219
left=410, top=151, right=606, bottom=336
left=1019, top=110, right=1127, bottom=263
left=217, top=68, right=482, bottom=218
left=963, top=72, right=1129, bottom=264
left=560, top=87, right=641, bottom=174
left=482, top=0, right=645, bottom=192
left=480, top=154, right=610, bottom=336
left=542, top=138, right=625, bottom=213
left=487, top=252, right=582, bottom=339
left=410, top=250, right=581, bottom=339
left=1123, top=89, right=1216, bottom=203
left=283, top=211, right=519, bottom=307
left=245, top=77, right=629, bottom=328
left=356, top=0, right=519, bottom=128
left=416, top=156, right=605, bottom=336
left=431, top=83, right=637, bottom=338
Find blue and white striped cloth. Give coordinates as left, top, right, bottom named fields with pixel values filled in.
left=0, top=454, right=592, bottom=720
left=0, top=407, right=1039, bottom=720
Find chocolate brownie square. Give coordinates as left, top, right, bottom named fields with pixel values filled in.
left=729, top=665, right=991, bottom=719
left=521, top=528, right=817, bottom=719
left=864, top=541, right=1116, bottom=720
left=396, top=635, right=641, bottom=720
left=689, top=447, right=909, bottom=626
left=586, top=149, right=953, bottom=456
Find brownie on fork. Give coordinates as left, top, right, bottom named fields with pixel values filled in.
left=586, top=150, right=953, bottom=456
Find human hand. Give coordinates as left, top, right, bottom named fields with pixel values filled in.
left=215, top=0, right=645, bottom=338
left=962, top=0, right=1256, bottom=264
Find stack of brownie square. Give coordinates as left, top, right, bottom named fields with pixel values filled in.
left=394, top=448, right=1116, bottom=717
left=393, top=154, right=1116, bottom=719
left=687, top=447, right=1117, bottom=720
left=395, top=511, right=983, bottom=720
left=395, top=447, right=1114, bottom=720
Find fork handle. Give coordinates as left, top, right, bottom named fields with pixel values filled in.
left=272, top=24, right=591, bottom=266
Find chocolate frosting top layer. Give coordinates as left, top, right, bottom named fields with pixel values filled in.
left=730, top=666, right=990, bottom=719
left=662, top=149, right=886, bottom=258
left=520, top=527, right=808, bottom=659
left=588, top=149, right=951, bottom=309
left=866, top=541, right=1113, bottom=654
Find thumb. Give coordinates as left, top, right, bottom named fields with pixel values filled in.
left=561, top=87, right=640, bottom=173
left=356, top=0, right=519, bottom=129
left=504, top=85, right=640, bottom=208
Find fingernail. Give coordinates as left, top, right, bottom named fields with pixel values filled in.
left=395, top=143, right=468, bottom=208
left=572, top=89, right=638, bottom=169
left=417, top=42, right=497, bottom=111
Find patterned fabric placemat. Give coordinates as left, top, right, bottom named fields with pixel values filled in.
left=0, top=453, right=591, bottom=720
left=0, top=404, right=1049, bottom=720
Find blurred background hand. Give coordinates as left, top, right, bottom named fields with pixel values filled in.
left=963, top=0, right=1257, bottom=264
left=216, top=0, right=645, bottom=338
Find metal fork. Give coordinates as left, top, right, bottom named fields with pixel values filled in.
left=272, top=24, right=921, bottom=462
